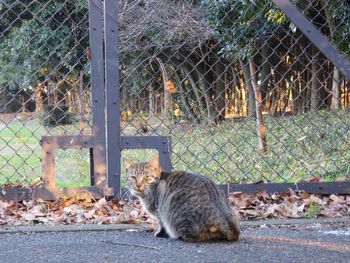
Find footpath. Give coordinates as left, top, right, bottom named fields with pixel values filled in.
left=0, top=217, right=349, bottom=263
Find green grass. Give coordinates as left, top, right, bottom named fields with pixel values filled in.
left=0, top=109, right=349, bottom=187
left=122, top=109, right=350, bottom=184
left=305, top=198, right=323, bottom=218
left=0, top=117, right=92, bottom=187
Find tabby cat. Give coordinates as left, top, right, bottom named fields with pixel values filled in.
left=124, top=155, right=240, bottom=242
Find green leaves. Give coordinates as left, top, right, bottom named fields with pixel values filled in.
left=202, top=0, right=350, bottom=61
left=0, top=0, right=89, bottom=91
left=265, top=9, right=285, bottom=23
left=202, top=0, right=289, bottom=58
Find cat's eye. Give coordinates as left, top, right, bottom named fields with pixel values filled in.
left=129, top=175, right=137, bottom=180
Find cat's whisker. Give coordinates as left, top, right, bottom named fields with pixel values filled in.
left=127, top=191, right=132, bottom=201
left=121, top=189, right=132, bottom=201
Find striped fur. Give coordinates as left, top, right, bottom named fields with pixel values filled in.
left=125, top=156, right=240, bottom=242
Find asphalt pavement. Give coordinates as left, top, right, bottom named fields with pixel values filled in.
left=0, top=218, right=349, bottom=263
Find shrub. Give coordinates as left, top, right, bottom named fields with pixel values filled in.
left=39, top=104, right=77, bottom=127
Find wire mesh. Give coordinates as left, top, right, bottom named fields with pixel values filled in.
left=119, top=0, right=350, bottom=185
left=0, top=0, right=349, bottom=190
left=0, top=0, right=92, bottom=187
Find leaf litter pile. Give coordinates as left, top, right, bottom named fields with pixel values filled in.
left=0, top=189, right=349, bottom=226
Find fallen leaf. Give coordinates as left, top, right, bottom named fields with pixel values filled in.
left=335, top=176, right=349, bottom=182
left=297, top=203, right=305, bottom=212
left=329, top=194, right=343, bottom=204
left=264, top=203, right=281, bottom=217
left=129, top=210, right=139, bottom=218
left=308, top=176, right=322, bottom=182
left=96, top=197, right=108, bottom=207
left=21, top=213, right=36, bottom=221
left=84, top=209, right=96, bottom=219
left=0, top=200, right=10, bottom=210
left=63, top=207, right=72, bottom=214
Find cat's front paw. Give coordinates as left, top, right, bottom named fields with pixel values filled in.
left=154, top=227, right=170, bottom=238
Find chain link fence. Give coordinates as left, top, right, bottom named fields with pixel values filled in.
left=0, top=0, right=92, bottom=188
left=119, top=0, right=350, bottom=185
left=0, top=0, right=349, bottom=193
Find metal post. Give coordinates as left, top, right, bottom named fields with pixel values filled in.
left=272, top=0, right=350, bottom=79
left=89, top=0, right=107, bottom=188
left=104, top=0, right=121, bottom=196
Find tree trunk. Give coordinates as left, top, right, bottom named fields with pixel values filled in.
left=155, top=59, right=172, bottom=118
left=321, top=0, right=341, bottom=109
left=78, top=71, right=87, bottom=133
left=240, top=58, right=256, bottom=118
left=164, top=55, right=211, bottom=122
left=214, top=59, right=226, bottom=122
left=270, top=68, right=281, bottom=116
left=232, top=68, right=241, bottom=116
left=280, top=79, right=288, bottom=114
left=162, top=89, right=172, bottom=118
left=34, top=85, right=43, bottom=112
left=195, top=62, right=217, bottom=123
left=53, top=83, right=59, bottom=107
left=46, top=81, right=53, bottom=105
left=292, top=71, right=301, bottom=113
left=0, top=90, right=9, bottom=113
left=148, top=84, right=155, bottom=117
left=331, top=67, right=341, bottom=110
left=174, top=72, right=198, bottom=123
left=249, top=61, right=268, bottom=153
left=310, top=46, right=320, bottom=111
left=181, top=64, right=206, bottom=115
left=318, top=62, right=328, bottom=110
left=300, top=66, right=310, bottom=112
left=260, top=43, right=270, bottom=107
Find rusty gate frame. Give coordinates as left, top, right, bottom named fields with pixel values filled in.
left=1, top=0, right=349, bottom=201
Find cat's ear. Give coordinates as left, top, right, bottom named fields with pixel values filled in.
left=148, top=155, right=159, bottom=167
left=148, top=155, right=162, bottom=173
left=124, top=159, right=133, bottom=169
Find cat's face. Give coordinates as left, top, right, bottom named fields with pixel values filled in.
left=124, top=155, right=162, bottom=197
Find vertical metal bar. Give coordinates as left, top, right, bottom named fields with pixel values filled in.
left=89, top=0, right=107, bottom=188
left=272, top=0, right=350, bottom=79
left=159, top=152, right=172, bottom=173
left=89, top=148, right=95, bottom=186
left=104, top=1, right=121, bottom=195
left=159, top=138, right=172, bottom=173
left=42, top=140, right=56, bottom=190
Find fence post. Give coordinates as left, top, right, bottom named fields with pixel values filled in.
left=272, top=0, right=350, bottom=79
left=89, top=0, right=107, bottom=188
left=104, top=0, right=121, bottom=196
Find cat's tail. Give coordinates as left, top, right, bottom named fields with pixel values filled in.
left=222, top=210, right=240, bottom=241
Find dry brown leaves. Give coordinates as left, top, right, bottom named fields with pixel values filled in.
left=0, top=197, right=154, bottom=226
left=0, top=190, right=349, bottom=226
left=228, top=189, right=350, bottom=220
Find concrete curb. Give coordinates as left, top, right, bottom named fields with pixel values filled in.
left=0, top=223, right=151, bottom=235
left=240, top=216, right=350, bottom=227
left=0, top=217, right=349, bottom=235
